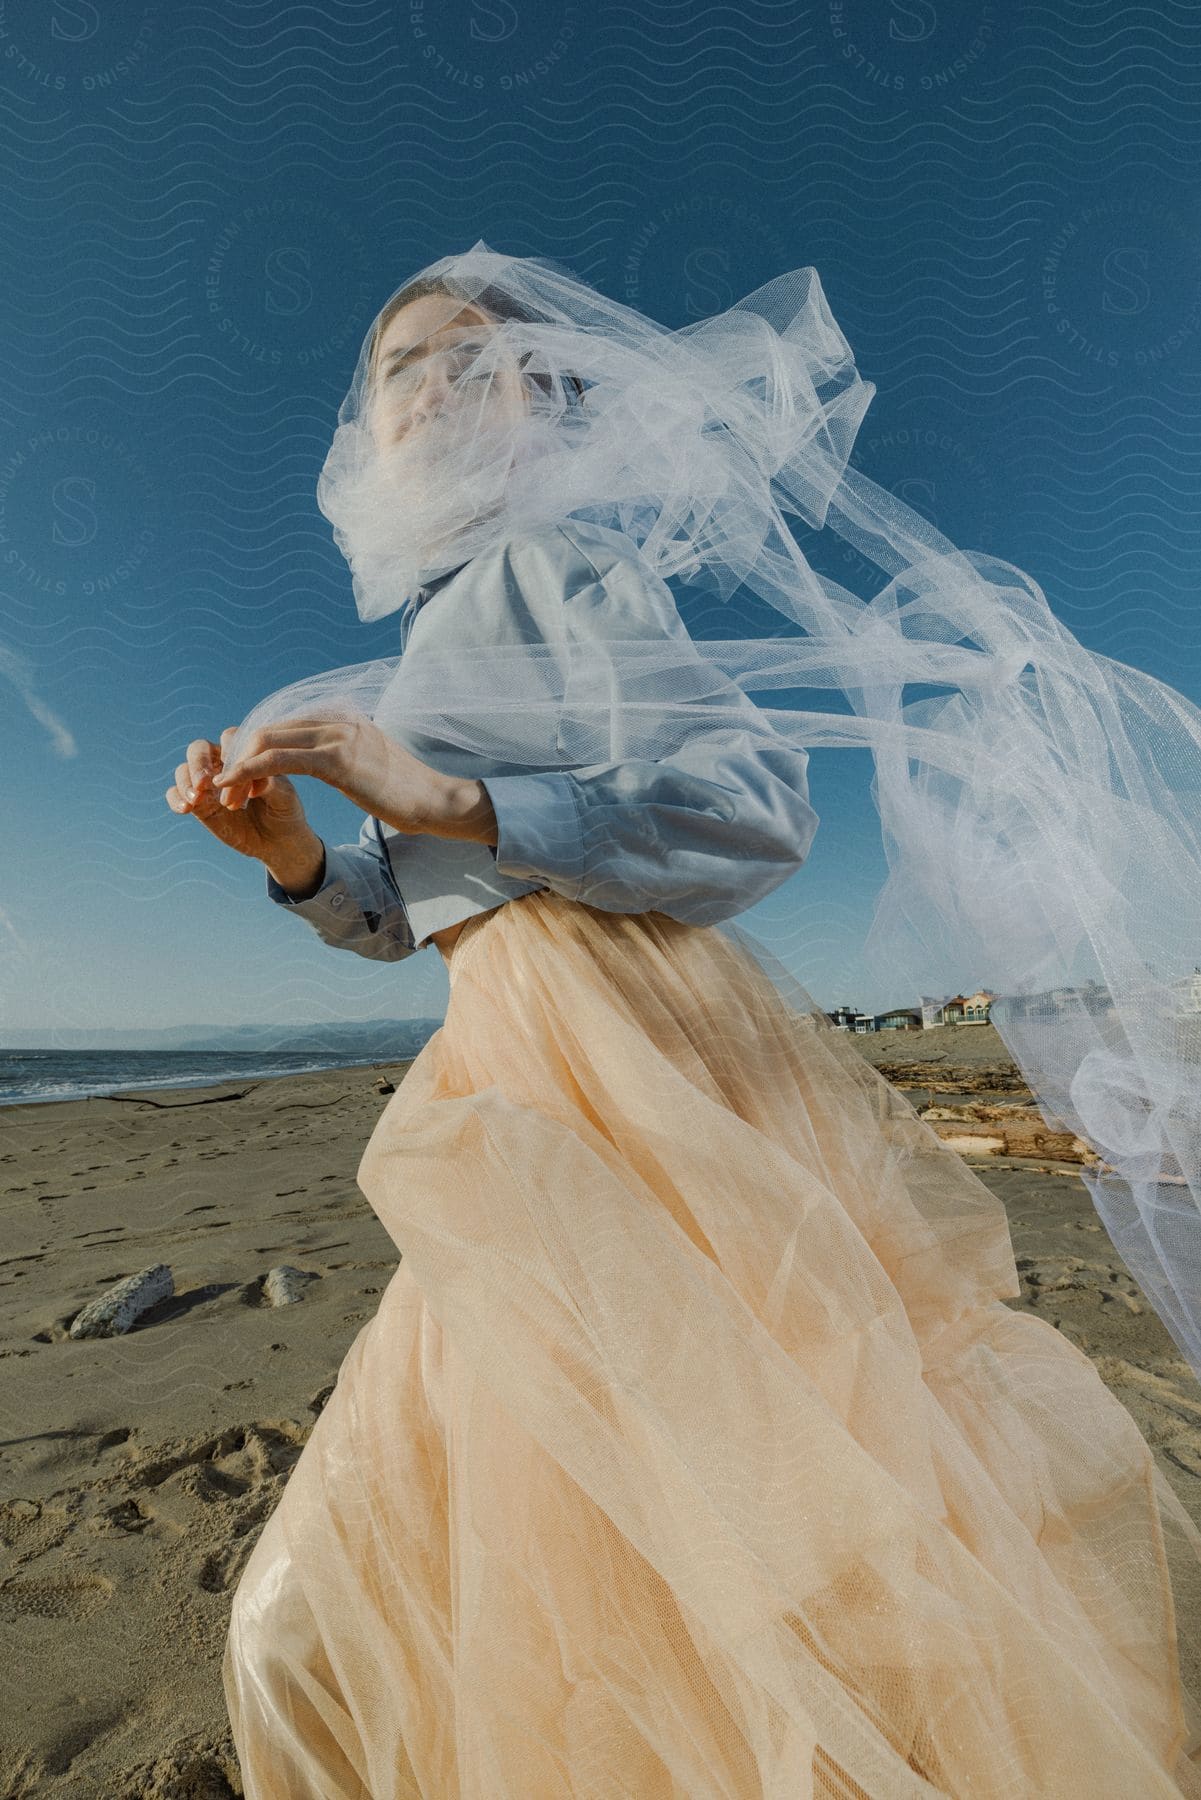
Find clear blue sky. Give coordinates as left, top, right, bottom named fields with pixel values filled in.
left=4, top=1, right=1200, bottom=1040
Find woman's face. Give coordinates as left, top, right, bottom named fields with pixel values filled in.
left=366, top=294, right=529, bottom=452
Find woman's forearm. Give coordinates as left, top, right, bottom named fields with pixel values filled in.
left=262, top=781, right=495, bottom=900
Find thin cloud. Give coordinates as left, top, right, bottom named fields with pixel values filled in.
left=0, top=637, right=76, bottom=758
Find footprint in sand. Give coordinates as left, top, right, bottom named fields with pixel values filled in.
left=121, top=1731, right=241, bottom=1795
left=126, top=1421, right=309, bottom=1502
left=197, top=1533, right=262, bottom=1594
left=0, top=1497, right=72, bottom=1561
left=102, top=1497, right=152, bottom=1533
left=99, top=1423, right=313, bottom=1596
left=1, top=1570, right=113, bottom=1620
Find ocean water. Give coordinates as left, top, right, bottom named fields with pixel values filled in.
left=0, top=1031, right=442, bottom=1108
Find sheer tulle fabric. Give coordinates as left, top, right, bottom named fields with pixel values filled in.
left=224, top=244, right=1201, bottom=1387
left=222, top=890, right=1201, bottom=1798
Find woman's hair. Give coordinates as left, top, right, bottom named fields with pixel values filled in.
left=368, top=275, right=586, bottom=405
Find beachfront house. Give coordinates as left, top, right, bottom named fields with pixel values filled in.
left=826, top=1005, right=859, bottom=1030
left=961, top=990, right=994, bottom=1023
left=924, top=995, right=968, bottom=1025
left=875, top=1008, right=922, bottom=1031
left=1001, top=980, right=1114, bottom=1021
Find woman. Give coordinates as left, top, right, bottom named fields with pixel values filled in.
left=173, top=245, right=1201, bottom=1795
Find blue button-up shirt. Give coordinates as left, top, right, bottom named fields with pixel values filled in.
left=265, top=518, right=819, bottom=959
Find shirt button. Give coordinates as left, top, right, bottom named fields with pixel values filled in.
left=329, top=892, right=345, bottom=910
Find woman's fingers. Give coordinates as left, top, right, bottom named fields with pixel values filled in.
left=170, top=733, right=237, bottom=813
left=182, top=738, right=220, bottom=801
left=172, top=759, right=201, bottom=811
left=218, top=722, right=343, bottom=765
left=215, top=750, right=315, bottom=793
left=214, top=726, right=258, bottom=807
left=170, top=721, right=339, bottom=816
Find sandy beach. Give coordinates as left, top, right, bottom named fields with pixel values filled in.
left=2, top=1026, right=1199, bottom=1796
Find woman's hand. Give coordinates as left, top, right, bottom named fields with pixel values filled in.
left=211, top=715, right=494, bottom=841
left=167, top=727, right=314, bottom=861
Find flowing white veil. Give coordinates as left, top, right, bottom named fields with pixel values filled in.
left=226, top=240, right=1201, bottom=1390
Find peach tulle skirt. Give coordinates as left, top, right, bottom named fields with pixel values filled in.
left=222, top=889, right=1201, bottom=1798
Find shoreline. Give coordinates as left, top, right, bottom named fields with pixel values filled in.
left=0, top=1053, right=431, bottom=1114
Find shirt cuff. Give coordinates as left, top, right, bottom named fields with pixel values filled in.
left=477, top=772, right=585, bottom=896
left=264, top=844, right=362, bottom=923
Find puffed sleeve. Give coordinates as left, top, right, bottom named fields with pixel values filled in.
left=265, top=812, right=418, bottom=961
left=476, top=523, right=819, bottom=927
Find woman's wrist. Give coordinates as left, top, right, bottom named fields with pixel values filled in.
left=430, top=777, right=498, bottom=845
left=263, top=829, right=326, bottom=898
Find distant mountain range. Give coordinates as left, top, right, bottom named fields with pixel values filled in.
left=0, top=1018, right=445, bottom=1056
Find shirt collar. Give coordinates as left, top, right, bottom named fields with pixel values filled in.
left=423, top=557, right=470, bottom=596
left=399, top=557, right=470, bottom=646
